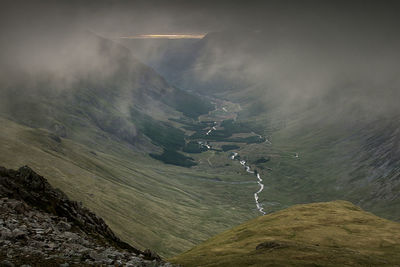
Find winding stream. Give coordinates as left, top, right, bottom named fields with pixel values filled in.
left=204, top=123, right=267, bottom=215
left=233, top=153, right=266, bottom=215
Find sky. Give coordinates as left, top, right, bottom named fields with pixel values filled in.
left=2, top=0, right=400, bottom=36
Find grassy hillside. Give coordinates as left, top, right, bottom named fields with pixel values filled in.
left=0, top=116, right=258, bottom=256
left=170, top=200, right=400, bottom=266
left=228, top=100, right=400, bottom=222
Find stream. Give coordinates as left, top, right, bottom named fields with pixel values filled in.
left=234, top=154, right=266, bottom=215
left=204, top=121, right=267, bottom=215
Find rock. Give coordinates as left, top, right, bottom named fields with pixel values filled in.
left=11, top=229, right=26, bottom=239
left=0, top=260, right=14, bottom=267
left=0, top=228, right=12, bottom=240
left=61, top=231, right=79, bottom=241
left=114, top=259, right=123, bottom=266
left=143, top=249, right=161, bottom=261
left=255, top=241, right=287, bottom=250
left=46, top=242, right=58, bottom=249
left=11, top=201, right=27, bottom=214
left=5, top=222, right=16, bottom=231
left=126, top=258, right=144, bottom=266
left=56, top=221, right=71, bottom=231
left=88, top=251, right=107, bottom=262
left=103, top=258, right=114, bottom=265
left=103, top=248, right=124, bottom=260
left=80, top=238, right=90, bottom=246
left=0, top=166, right=175, bottom=266
left=0, top=166, right=131, bottom=248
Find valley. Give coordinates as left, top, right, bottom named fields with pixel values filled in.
left=1, top=5, right=400, bottom=265
left=0, top=115, right=259, bottom=257
left=175, top=99, right=270, bottom=216
left=4, top=72, right=397, bottom=259
left=0, top=80, right=300, bottom=257
left=128, top=30, right=400, bottom=223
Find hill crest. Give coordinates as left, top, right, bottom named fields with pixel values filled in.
left=171, top=200, right=400, bottom=266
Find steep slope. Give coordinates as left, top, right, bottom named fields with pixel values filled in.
left=267, top=111, right=400, bottom=220
left=170, top=201, right=400, bottom=266
left=0, top=32, right=212, bottom=164
left=232, top=103, right=400, bottom=221
left=0, top=165, right=171, bottom=266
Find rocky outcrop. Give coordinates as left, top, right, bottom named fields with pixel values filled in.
left=0, top=166, right=173, bottom=266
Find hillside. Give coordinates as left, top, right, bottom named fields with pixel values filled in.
left=0, top=165, right=171, bottom=266
left=0, top=115, right=261, bottom=257
left=230, top=97, right=400, bottom=221
left=0, top=32, right=213, bottom=166
left=170, top=201, right=400, bottom=266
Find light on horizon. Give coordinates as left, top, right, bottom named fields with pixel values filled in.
left=120, top=34, right=205, bottom=39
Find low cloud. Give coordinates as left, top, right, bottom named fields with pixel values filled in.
left=1, top=0, right=399, bottom=121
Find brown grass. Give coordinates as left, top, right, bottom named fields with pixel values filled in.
left=170, top=200, right=400, bottom=266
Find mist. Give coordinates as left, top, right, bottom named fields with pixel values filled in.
left=1, top=0, right=400, bottom=121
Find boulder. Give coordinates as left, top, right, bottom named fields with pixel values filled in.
left=143, top=249, right=161, bottom=261
left=12, top=228, right=26, bottom=239
left=0, top=228, right=12, bottom=240
left=57, top=221, right=71, bottom=231
left=0, top=260, right=14, bottom=267
left=255, top=241, right=287, bottom=250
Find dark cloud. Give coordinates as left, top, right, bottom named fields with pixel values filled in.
left=2, top=0, right=400, bottom=35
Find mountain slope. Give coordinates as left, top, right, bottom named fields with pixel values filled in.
left=0, top=32, right=212, bottom=160
left=231, top=103, right=400, bottom=221
left=0, top=103, right=257, bottom=257
left=170, top=201, right=400, bottom=266
left=0, top=165, right=172, bottom=266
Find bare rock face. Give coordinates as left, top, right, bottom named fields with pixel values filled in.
left=0, top=166, right=174, bottom=266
